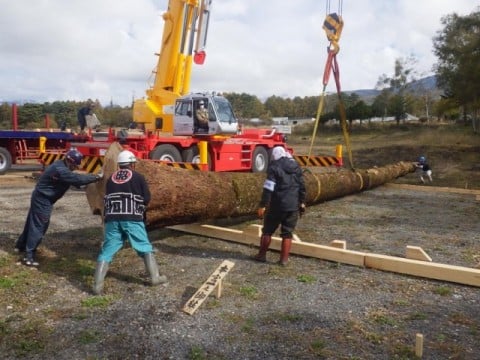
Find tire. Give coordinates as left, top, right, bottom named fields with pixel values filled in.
left=0, top=147, right=12, bottom=175
left=251, top=146, right=269, bottom=173
left=182, top=146, right=212, bottom=170
left=182, top=146, right=200, bottom=163
left=150, top=144, right=182, bottom=162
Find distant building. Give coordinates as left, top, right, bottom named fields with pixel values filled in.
left=272, top=117, right=314, bottom=126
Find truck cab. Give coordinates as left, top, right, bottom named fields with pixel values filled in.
left=173, top=93, right=238, bottom=136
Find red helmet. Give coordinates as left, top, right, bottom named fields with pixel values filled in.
left=65, top=149, right=83, bottom=166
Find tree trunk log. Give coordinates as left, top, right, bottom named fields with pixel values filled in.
left=86, top=143, right=416, bottom=229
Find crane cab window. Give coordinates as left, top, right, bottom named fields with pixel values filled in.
left=175, top=101, right=192, bottom=116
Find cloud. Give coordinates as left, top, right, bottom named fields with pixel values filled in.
left=0, top=0, right=477, bottom=106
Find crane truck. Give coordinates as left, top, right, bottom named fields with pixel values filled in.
left=37, top=0, right=341, bottom=173
left=63, top=0, right=294, bottom=173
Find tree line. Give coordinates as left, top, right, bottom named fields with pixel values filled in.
left=1, top=8, right=478, bottom=132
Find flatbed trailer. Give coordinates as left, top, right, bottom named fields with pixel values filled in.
left=0, top=129, right=88, bottom=175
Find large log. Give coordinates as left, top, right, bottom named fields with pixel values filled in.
left=86, top=143, right=416, bottom=229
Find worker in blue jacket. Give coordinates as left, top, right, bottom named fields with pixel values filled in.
left=15, top=149, right=102, bottom=266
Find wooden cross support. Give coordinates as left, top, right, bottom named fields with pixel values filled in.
left=182, top=260, right=235, bottom=315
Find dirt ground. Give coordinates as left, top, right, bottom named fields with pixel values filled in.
left=1, top=128, right=480, bottom=359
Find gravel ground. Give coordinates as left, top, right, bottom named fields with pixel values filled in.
left=0, top=170, right=479, bottom=359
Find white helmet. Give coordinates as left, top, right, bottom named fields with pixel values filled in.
left=117, top=150, right=137, bottom=165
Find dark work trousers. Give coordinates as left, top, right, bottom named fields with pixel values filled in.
left=15, top=191, right=53, bottom=259
left=262, top=208, right=299, bottom=239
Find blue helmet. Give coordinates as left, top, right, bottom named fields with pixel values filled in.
left=65, top=149, right=83, bottom=166
left=418, top=156, right=426, bottom=164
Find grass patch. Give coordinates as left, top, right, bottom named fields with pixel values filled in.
left=0, top=319, right=9, bottom=336
left=407, top=312, right=428, bottom=321
left=76, top=259, right=95, bottom=277
left=449, top=312, right=474, bottom=326
left=81, top=295, right=114, bottom=308
left=78, top=329, right=101, bottom=345
left=189, top=345, right=207, bottom=360
left=0, top=276, right=16, bottom=289
left=391, top=343, right=416, bottom=358
left=434, top=285, right=452, bottom=296
left=364, top=331, right=384, bottom=344
left=309, top=339, right=327, bottom=356
left=9, top=319, right=50, bottom=356
left=393, top=298, right=410, bottom=306
left=368, top=309, right=398, bottom=326
left=239, top=285, right=258, bottom=300
left=0, top=256, right=10, bottom=267
left=296, top=274, right=316, bottom=283
left=241, top=317, right=255, bottom=333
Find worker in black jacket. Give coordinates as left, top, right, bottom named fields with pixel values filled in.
left=77, top=101, right=95, bottom=133
left=254, top=146, right=306, bottom=265
left=92, top=150, right=167, bottom=295
left=15, top=149, right=102, bottom=266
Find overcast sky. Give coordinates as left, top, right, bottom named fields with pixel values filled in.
left=0, top=0, right=477, bottom=107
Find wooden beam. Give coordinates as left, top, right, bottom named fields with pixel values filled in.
left=385, top=183, right=480, bottom=196
left=365, top=253, right=480, bottom=287
left=415, top=333, right=424, bottom=358
left=330, top=240, right=347, bottom=249
left=169, top=224, right=368, bottom=267
left=406, top=245, right=432, bottom=262
left=168, top=223, right=480, bottom=287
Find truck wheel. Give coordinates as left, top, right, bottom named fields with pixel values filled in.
left=182, top=146, right=212, bottom=170
left=182, top=146, right=200, bottom=163
left=150, top=144, right=182, bottom=162
left=252, top=146, right=269, bottom=173
left=0, top=147, right=12, bottom=175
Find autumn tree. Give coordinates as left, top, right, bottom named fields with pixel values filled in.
left=376, top=56, right=418, bottom=125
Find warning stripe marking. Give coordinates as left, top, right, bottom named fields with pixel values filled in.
left=293, top=155, right=340, bottom=167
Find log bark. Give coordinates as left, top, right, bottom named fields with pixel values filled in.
left=86, top=142, right=416, bottom=229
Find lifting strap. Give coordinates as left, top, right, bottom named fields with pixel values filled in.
left=307, top=11, right=355, bottom=170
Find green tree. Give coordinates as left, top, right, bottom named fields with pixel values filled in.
left=371, top=89, right=391, bottom=121
left=264, top=95, right=286, bottom=118
left=433, top=9, right=480, bottom=132
left=224, top=92, right=264, bottom=120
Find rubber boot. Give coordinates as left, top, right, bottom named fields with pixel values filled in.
left=279, top=238, right=293, bottom=266
left=144, top=252, right=167, bottom=286
left=92, top=261, right=109, bottom=295
left=253, top=235, right=272, bottom=262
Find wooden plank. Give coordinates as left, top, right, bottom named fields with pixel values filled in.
left=406, top=245, right=432, bottom=262
left=169, top=224, right=366, bottom=266
left=169, top=223, right=480, bottom=288
left=365, top=253, right=480, bottom=287
left=182, top=260, right=235, bottom=315
left=330, top=240, right=347, bottom=249
left=385, top=183, right=480, bottom=195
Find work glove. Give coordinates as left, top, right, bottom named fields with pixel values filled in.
left=257, top=207, right=266, bottom=219
left=95, top=171, right=104, bottom=181
left=299, top=203, right=306, bottom=217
